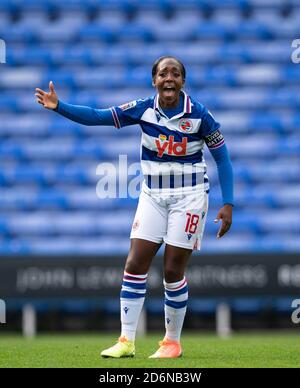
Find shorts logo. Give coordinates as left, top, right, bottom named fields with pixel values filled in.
left=119, top=100, right=137, bottom=111
left=132, top=220, right=140, bottom=231
left=187, top=233, right=192, bottom=240
left=179, top=119, right=193, bottom=132
left=155, top=135, right=187, bottom=157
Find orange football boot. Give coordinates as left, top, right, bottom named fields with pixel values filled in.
left=149, top=338, right=182, bottom=358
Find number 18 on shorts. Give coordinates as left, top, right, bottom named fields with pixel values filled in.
left=130, top=190, right=208, bottom=251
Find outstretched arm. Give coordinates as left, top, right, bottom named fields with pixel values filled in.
left=35, top=81, right=115, bottom=126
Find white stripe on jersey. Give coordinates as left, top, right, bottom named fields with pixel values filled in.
left=140, top=108, right=202, bottom=134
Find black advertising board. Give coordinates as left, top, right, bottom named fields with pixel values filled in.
left=0, top=254, right=299, bottom=299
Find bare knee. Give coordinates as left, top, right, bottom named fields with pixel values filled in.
left=125, top=254, right=145, bottom=274
left=124, top=239, right=160, bottom=274
left=164, top=267, right=183, bottom=283
left=164, top=245, right=192, bottom=283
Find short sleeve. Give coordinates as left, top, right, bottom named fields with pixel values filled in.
left=200, top=108, right=225, bottom=150
left=110, top=98, right=150, bottom=128
left=200, top=107, right=221, bottom=137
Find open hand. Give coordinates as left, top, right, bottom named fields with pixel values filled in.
left=214, top=204, right=233, bottom=239
left=35, top=81, right=58, bottom=110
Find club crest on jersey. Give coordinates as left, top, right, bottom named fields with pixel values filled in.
left=179, top=119, right=193, bottom=132
left=119, top=100, right=137, bottom=111
left=155, top=135, right=187, bottom=157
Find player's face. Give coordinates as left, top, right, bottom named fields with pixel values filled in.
left=153, top=58, right=185, bottom=108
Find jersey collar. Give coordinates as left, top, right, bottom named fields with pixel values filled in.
left=153, top=90, right=192, bottom=119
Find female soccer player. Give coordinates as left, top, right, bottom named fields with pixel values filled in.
left=35, top=56, right=234, bottom=359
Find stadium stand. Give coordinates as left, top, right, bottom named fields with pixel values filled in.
left=0, top=0, right=300, bottom=256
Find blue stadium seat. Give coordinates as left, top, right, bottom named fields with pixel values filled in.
left=134, top=10, right=169, bottom=27
left=17, top=10, right=50, bottom=26
left=95, top=10, right=128, bottom=27
left=117, top=24, right=154, bottom=43
left=0, top=10, right=10, bottom=27
left=251, top=8, right=283, bottom=24
left=213, top=8, right=243, bottom=24
left=38, top=23, right=79, bottom=43
left=194, top=22, right=231, bottom=40
left=78, top=24, right=116, bottom=43
left=246, top=0, right=284, bottom=7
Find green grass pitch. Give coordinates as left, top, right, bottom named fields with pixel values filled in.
left=0, top=332, right=300, bottom=368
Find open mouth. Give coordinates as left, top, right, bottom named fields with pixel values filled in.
left=163, top=87, right=176, bottom=92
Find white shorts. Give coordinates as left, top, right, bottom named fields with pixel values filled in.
left=130, top=186, right=209, bottom=251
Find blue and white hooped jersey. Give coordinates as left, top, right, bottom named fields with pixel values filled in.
left=110, top=91, right=224, bottom=193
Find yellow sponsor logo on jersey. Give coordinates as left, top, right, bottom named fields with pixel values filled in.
left=159, top=134, right=167, bottom=141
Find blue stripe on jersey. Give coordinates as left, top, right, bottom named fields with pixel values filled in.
left=141, top=146, right=203, bottom=164
left=141, top=122, right=200, bottom=142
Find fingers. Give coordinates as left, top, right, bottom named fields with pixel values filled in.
left=49, top=80, right=55, bottom=93
left=214, top=218, right=222, bottom=239
left=35, top=92, right=45, bottom=106
left=214, top=216, right=231, bottom=239
left=217, top=219, right=231, bottom=239
left=35, top=88, right=45, bottom=95
left=35, top=92, right=44, bottom=99
left=34, top=90, right=45, bottom=106
left=35, top=89, right=46, bottom=106
left=214, top=218, right=220, bottom=238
